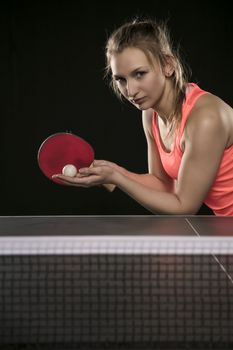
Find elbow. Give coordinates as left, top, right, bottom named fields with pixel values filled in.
left=151, top=196, right=201, bottom=216
left=178, top=208, right=199, bottom=215
left=150, top=208, right=198, bottom=216
left=173, top=200, right=200, bottom=216
left=171, top=192, right=202, bottom=215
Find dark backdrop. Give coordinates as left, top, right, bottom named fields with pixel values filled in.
left=1, top=0, right=232, bottom=215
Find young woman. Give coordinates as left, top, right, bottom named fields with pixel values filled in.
left=53, top=18, right=233, bottom=215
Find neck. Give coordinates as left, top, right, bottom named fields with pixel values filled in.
left=152, top=80, right=176, bottom=126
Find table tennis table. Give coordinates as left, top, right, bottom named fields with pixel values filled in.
left=0, top=215, right=233, bottom=350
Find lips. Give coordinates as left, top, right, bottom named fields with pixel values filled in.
left=133, top=97, right=146, bottom=105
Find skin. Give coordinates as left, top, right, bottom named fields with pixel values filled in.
left=53, top=47, right=233, bottom=214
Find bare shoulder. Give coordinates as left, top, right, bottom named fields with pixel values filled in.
left=142, top=108, right=154, bottom=138
left=185, top=93, right=233, bottom=147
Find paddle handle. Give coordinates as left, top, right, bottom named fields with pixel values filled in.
left=102, top=184, right=116, bottom=192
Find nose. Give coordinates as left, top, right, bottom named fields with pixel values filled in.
left=126, top=79, right=138, bottom=99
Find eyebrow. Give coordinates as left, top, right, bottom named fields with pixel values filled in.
left=113, top=66, right=148, bottom=79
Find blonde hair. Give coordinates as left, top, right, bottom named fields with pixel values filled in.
left=105, top=18, right=191, bottom=131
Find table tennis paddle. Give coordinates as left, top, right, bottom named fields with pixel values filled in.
left=37, top=132, right=115, bottom=191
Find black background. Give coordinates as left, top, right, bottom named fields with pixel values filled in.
left=1, top=0, right=232, bottom=215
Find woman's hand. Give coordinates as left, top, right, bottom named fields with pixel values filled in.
left=52, top=160, right=124, bottom=188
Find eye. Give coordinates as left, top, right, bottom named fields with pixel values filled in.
left=135, top=71, right=146, bottom=78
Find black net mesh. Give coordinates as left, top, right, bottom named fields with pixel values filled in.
left=1, top=253, right=233, bottom=349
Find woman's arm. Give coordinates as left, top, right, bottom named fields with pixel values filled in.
left=99, top=161, right=174, bottom=192
left=112, top=106, right=228, bottom=214
left=54, top=102, right=228, bottom=214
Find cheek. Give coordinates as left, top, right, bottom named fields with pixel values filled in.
left=143, top=77, right=157, bottom=93
left=148, top=75, right=166, bottom=92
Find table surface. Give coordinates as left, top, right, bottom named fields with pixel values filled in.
left=0, top=215, right=233, bottom=237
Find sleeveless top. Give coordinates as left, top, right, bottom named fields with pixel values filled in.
left=152, top=83, right=233, bottom=216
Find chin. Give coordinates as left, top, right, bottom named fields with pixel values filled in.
left=136, top=103, right=150, bottom=111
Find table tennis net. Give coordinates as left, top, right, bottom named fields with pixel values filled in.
left=1, top=236, right=233, bottom=350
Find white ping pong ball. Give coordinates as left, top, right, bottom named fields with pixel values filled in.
left=62, top=164, right=77, bottom=177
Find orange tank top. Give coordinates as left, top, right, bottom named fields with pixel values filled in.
left=152, top=83, right=233, bottom=216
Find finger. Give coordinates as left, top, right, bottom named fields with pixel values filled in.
left=51, top=175, right=81, bottom=186
left=92, top=160, right=108, bottom=166
left=52, top=174, right=100, bottom=187
left=93, top=160, right=119, bottom=170
left=79, top=166, right=101, bottom=175
left=52, top=174, right=83, bottom=183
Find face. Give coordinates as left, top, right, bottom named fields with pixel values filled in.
left=110, top=47, right=170, bottom=110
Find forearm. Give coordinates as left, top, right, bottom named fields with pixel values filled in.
left=122, top=169, right=174, bottom=192
left=54, top=162, right=181, bottom=213
left=114, top=171, right=191, bottom=215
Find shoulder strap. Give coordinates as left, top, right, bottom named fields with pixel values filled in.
left=179, top=83, right=208, bottom=135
